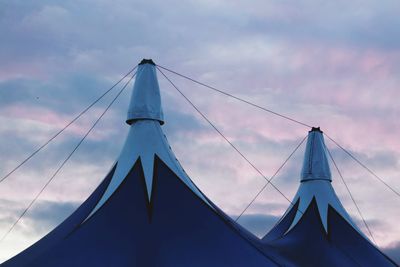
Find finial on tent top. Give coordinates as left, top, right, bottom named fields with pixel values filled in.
left=310, top=127, right=323, bottom=133
left=139, top=59, right=156, bottom=65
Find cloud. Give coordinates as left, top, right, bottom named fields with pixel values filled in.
left=234, top=213, right=280, bottom=238
left=21, top=200, right=78, bottom=236
left=0, top=198, right=78, bottom=236
left=382, top=242, right=400, bottom=265
left=237, top=0, right=400, bottom=50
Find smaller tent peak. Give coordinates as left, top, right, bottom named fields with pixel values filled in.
left=126, top=61, right=164, bottom=125
left=139, top=58, right=156, bottom=65
left=300, top=129, right=332, bottom=182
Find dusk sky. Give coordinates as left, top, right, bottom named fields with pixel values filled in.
left=0, top=0, right=399, bottom=263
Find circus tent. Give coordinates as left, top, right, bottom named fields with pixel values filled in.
left=2, top=59, right=277, bottom=267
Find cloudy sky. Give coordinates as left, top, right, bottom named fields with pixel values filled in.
left=0, top=0, right=399, bottom=263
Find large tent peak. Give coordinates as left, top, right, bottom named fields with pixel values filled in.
left=126, top=60, right=164, bottom=125
left=301, top=127, right=332, bottom=182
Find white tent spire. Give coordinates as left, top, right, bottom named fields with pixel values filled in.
left=285, top=127, right=361, bottom=234
left=301, top=127, right=331, bottom=182
left=83, top=59, right=210, bottom=221
left=126, top=59, right=164, bottom=125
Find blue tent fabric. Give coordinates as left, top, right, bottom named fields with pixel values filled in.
left=3, top=157, right=277, bottom=267
left=1, top=164, right=117, bottom=267
left=261, top=197, right=397, bottom=267
left=328, top=206, right=398, bottom=267
left=262, top=200, right=300, bottom=243
left=205, top=198, right=296, bottom=266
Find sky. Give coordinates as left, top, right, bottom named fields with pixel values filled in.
left=0, top=0, right=400, bottom=263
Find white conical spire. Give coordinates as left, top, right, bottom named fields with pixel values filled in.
left=83, top=59, right=210, bottom=221
left=285, top=127, right=360, bottom=233
left=126, top=59, right=164, bottom=125
left=301, top=127, right=331, bottom=182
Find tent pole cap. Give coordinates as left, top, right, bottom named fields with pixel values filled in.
left=310, top=127, right=323, bottom=133
left=139, top=59, right=156, bottom=65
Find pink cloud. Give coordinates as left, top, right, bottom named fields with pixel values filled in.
left=0, top=104, right=115, bottom=141
left=0, top=62, right=48, bottom=81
